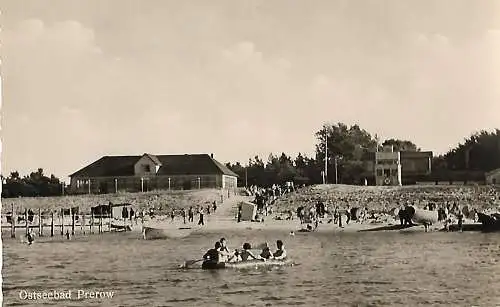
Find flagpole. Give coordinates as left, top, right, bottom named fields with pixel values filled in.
left=324, top=127, right=328, bottom=184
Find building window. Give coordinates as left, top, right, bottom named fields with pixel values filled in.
left=391, top=169, right=398, bottom=176
left=376, top=169, right=383, bottom=177
left=384, top=169, right=390, bottom=177
left=142, top=164, right=151, bottom=172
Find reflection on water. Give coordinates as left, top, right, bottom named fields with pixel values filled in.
left=3, top=230, right=500, bottom=306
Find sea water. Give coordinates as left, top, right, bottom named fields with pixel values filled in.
left=2, top=230, right=500, bottom=306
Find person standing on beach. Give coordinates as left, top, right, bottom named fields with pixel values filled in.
left=338, top=207, right=343, bottom=228
left=182, top=208, right=187, bottom=224
left=129, top=208, right=135, bottom=221
left=188, top=207, right=194, bottom=223
left=297, top=206, right=304, bottom=224
left=237, top=204, right=242, bottom=223
left=213, top=201, right=217, bottom=213
left=399, top=204, right=406, bottom=226
left=198, top=207, right=205, bottom=226
left=170, top=209, right=175, bottom=222
left=457, top=210, right=464, bottom=232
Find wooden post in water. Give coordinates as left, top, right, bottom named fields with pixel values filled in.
left=11, top=203, right=15, bottom=238
left=50, top=211, right=54, bottom=237
left=38, top=208, right=43, bottom=237
left=60, top=208, right=64, bottom=236
left=99, top=211, right=103, bottom=234
left=71, top=208, right=75, bottom=236
left=109, top=204, right=113, bottom=232
left=90, top=211, right=94, bottom=234
left=25, top=209, right=29, bottom=237
left=81, top=214, right=85, bottom=235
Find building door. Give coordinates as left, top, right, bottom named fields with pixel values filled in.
left=99, top=182, right=108, bottom=194
left=183, top=180, right=192, bottom=190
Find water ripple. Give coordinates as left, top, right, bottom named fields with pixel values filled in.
left=3, top=230, right=500, bottom=306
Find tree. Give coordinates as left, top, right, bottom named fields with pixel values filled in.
left=223, top=125, right=499, bottom=186
left=444, top=129, right=500, bottom=172
left=1, top=169, right=63, bottom=198
left=381, top=139, right=419, bottom=152
left=314, top=122, right=377, bottom=183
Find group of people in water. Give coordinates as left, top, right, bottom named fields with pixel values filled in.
left=202, top=238, right=287, bottom=268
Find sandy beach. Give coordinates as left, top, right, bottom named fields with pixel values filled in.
left=139, top=187, right=469, bottom=235
left=119, top=183, right=499, bottom=239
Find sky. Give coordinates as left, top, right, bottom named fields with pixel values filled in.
left=1, top=0, right=499, bottom=180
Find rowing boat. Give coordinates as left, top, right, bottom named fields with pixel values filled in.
left=110, top=223, right=132, bottom=232
left=200, top=259, right=293, bottom=270
left=142, top=226, right=195, bottom=240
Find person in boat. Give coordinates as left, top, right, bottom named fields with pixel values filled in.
left=227, top=249, right=242, bottom=263
left=273, top=240, right=287, bottom=260
left=239, top=243, right=260, bottom=261
left=259, top=243, right=273, bottom=259
left=218, top=238, right=233, bottom=262
left=203, top=241, right=222, bottom=267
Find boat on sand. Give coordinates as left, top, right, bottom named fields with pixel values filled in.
left=142, top=225, right=196, bottom=240
left=411, top=208, right=439, bottom=225
left=476, top=212, right=500, bottom=232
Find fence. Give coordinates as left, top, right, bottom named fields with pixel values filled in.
left=2, top=204, right=138, bottom=239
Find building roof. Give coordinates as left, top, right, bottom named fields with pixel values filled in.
left=143, top=153, right=162, bottom=166
left=70, top=154, right=238, bottom=178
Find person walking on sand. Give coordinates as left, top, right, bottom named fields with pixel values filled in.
left=213, top=201, right=217, bottom=213
left=170, top=210, right=175, bottom=222
left=182, top=208, right=187, bottom=224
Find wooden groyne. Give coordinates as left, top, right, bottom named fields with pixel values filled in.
left=1, top=203, right=139, bottom=239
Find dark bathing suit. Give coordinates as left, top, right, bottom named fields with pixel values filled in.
left=202, top=248, right=222, bottom=269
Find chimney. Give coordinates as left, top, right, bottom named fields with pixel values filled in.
left=210, top=153, right=214, bottom=159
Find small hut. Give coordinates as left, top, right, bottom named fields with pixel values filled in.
left=239, top=201, right=257, bottom=221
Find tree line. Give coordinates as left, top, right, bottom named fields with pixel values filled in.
left=2, top=124, right=499, bottom=197
left=1, top=168, right=64, bottom=198
left=225, top=123, right=500, bottom=187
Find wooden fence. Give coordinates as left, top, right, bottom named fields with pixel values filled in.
left=2, top=204, right=138, bottom=239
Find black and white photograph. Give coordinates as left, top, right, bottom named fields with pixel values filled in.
left=1, top=1, right=500, bottom=306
